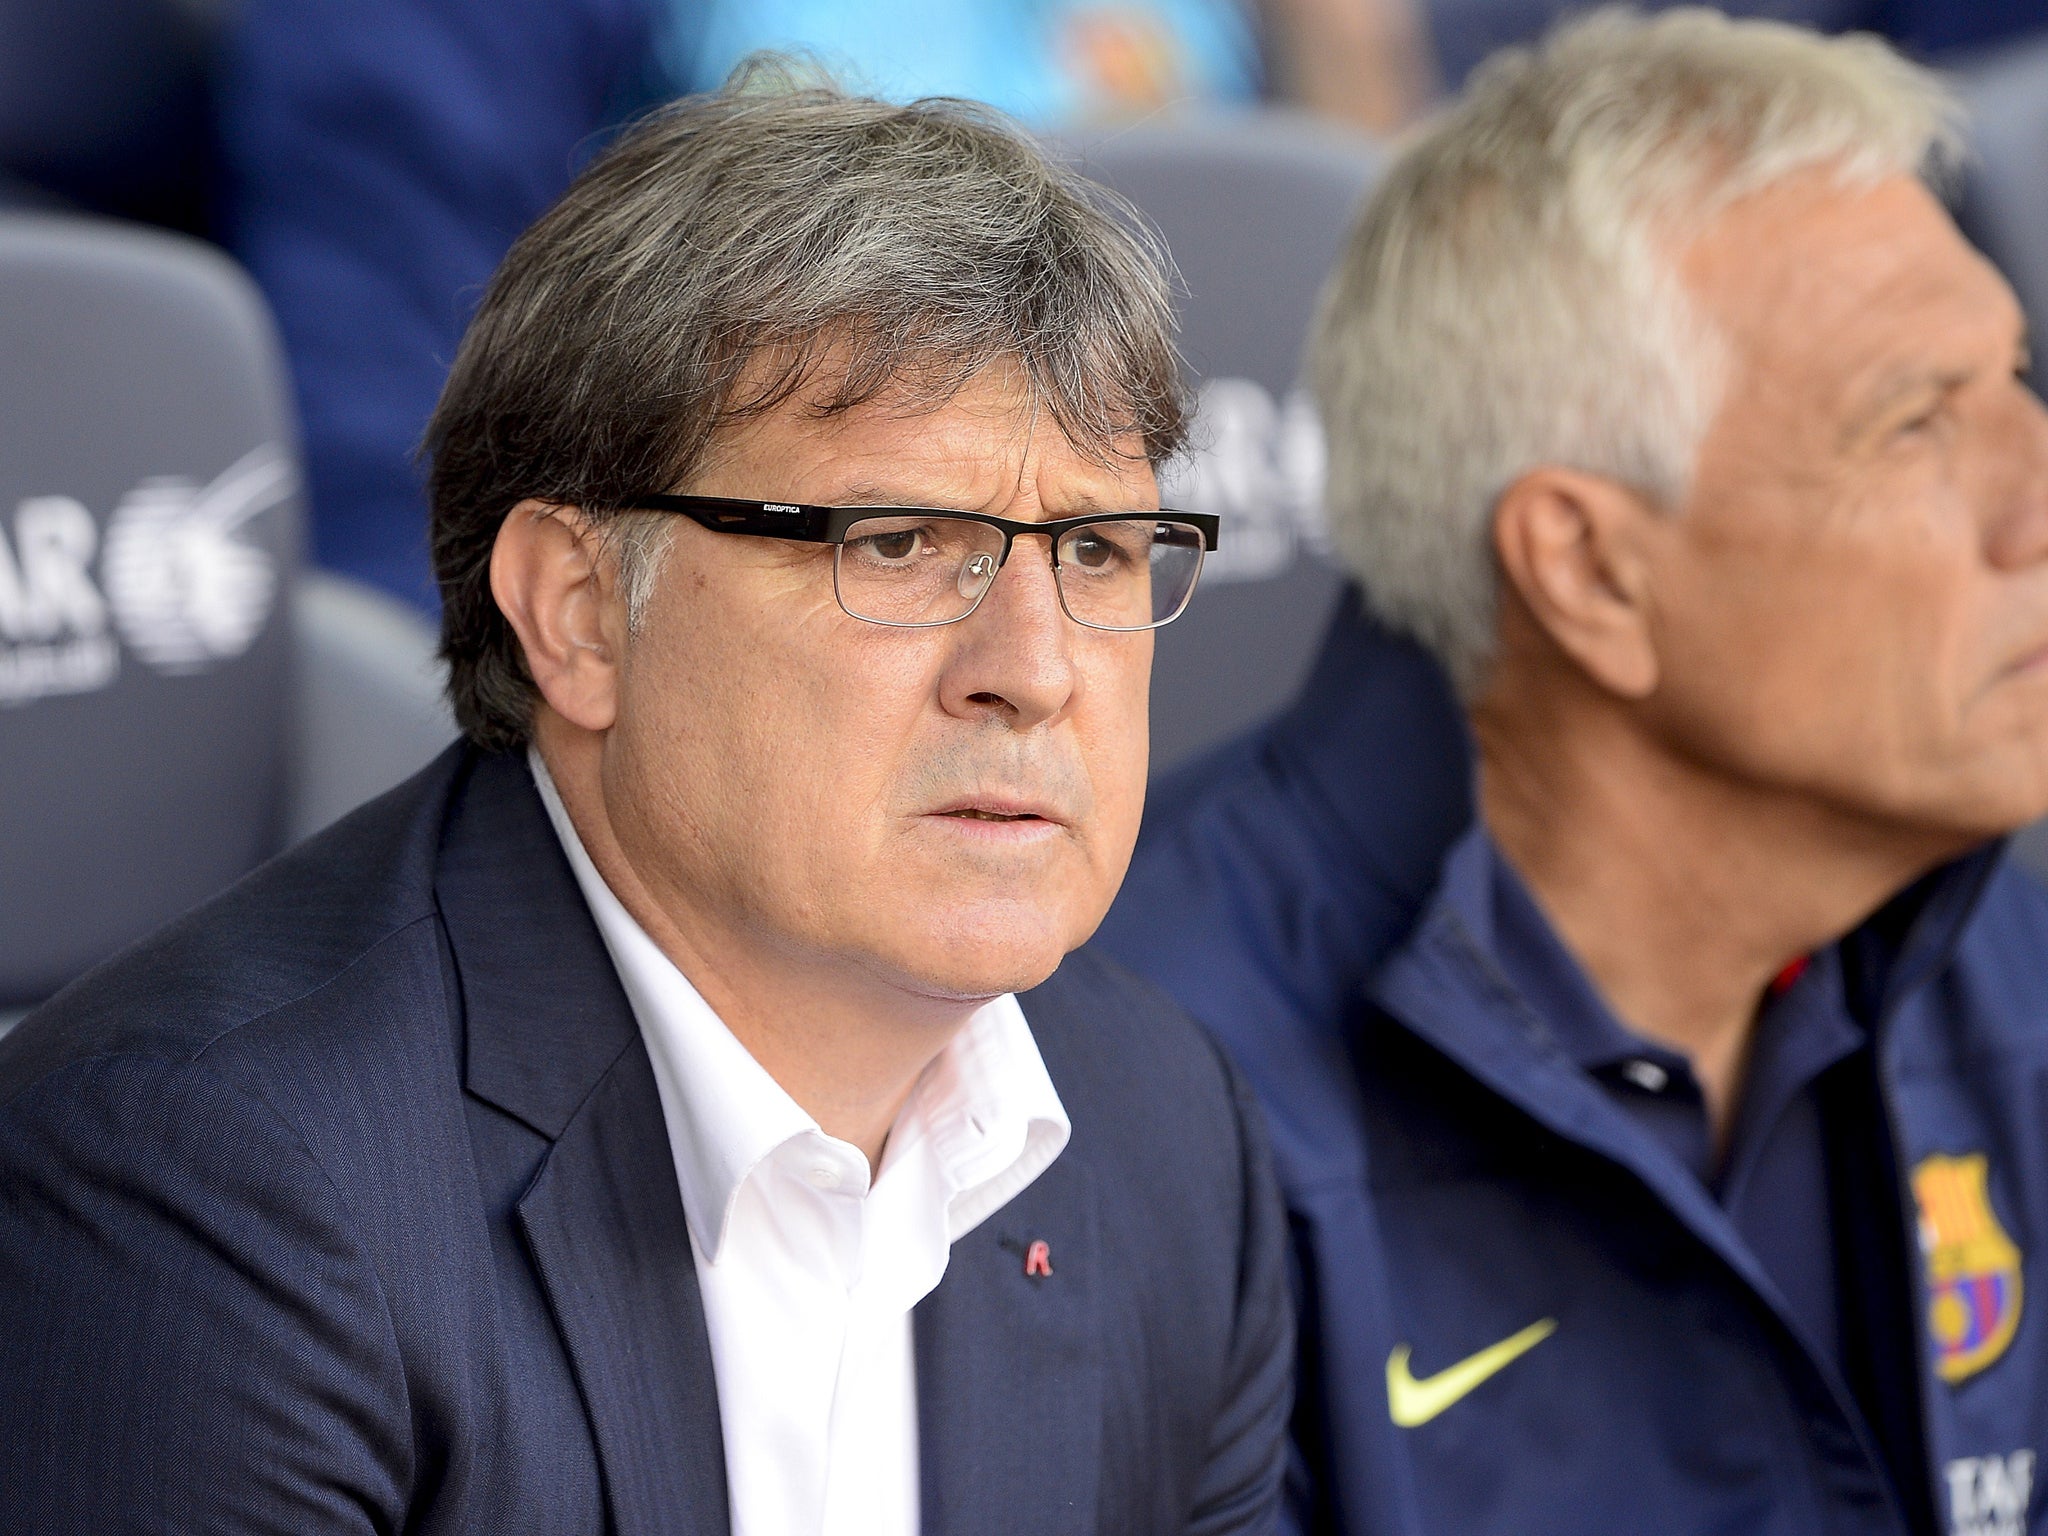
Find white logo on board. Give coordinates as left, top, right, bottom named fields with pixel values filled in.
left=1160, top=377, right=1329, bottom=585
left=1947, top=1450, right=2036, bottom=1536
left=0, top=494, right=118, bottom=703
left=0, top=446, right=295, bottom=706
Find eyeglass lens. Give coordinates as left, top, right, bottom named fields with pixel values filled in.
left=833, top=515, right=1207, bottom=630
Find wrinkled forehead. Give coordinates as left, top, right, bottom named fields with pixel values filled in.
left=1678, top=172, right=2022, bottom=423
left=707, top=328, right=1167, bottom=465
left=693, top=351, right=1160, bottom=512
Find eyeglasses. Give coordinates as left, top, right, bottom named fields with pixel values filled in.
left=618, top=494, right=1220, bottom=631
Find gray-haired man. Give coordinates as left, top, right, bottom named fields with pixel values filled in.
left=1102, top=10, right=2048, bottom=1536
left=0, top=76, right=1291, bottom=1534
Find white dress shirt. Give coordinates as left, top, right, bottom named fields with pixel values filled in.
left=530, top=752, right=1071, bottom=1536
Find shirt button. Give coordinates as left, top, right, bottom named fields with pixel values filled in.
left=1622, top=1060, right=1670, bottom=1093
left=808, top=1164, right=842, bottom=1190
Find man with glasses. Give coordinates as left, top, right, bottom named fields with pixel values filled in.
left=0, top=76, right=1287, bottom=1534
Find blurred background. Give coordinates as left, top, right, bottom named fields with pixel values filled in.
left=4, top=0, right=2048, bottom=1020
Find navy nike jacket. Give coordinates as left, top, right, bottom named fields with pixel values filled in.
left=1099, top=592, right=2048, bottom=1536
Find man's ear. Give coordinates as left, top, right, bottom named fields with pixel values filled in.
left=490, top=500, right=625, bottom=733
left=1491, top=466, right=1661, bottom=699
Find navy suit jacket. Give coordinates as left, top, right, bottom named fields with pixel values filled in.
left=0, top=747, right=1291, bottom=1534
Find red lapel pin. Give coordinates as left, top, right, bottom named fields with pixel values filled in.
left=1023, top=1239, right=1053, bottom=1278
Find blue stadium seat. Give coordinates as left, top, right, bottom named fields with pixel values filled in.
left=1070, top=111, right=1385, bottom=772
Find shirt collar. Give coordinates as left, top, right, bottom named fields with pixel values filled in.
left=905, top=986, right=1070, bottom=1242
left=527, top=749, right=1069, bottom=1259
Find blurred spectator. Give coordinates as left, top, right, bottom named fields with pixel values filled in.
left=1264, top=0, right=1438, bottom=129
left=0, top=0, right=225, bottom=233
left=218, top=0, right=1429, bottom=605
left=666, top=1, right=1261, bottom=121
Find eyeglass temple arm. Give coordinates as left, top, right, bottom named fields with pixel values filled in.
left=618, top=494, right=838, bottom=541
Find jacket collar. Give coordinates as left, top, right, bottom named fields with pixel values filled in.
left=1430, top=827, right=1650, bottom=1073
left=435, top=748, right=731, bottom=1536
left=1133, top=591, right=1473, bottom=1191
left=1262, top=587, right=1474, bottom=914
left=438, top=748, right=641, bottom=1139
left=1841, top=839, right=2005, bottom=1032
left=1262, top=587, right=2008, bottom=1027
left=1372, top=820, right=2009, bottom=1185
left=915, top=960, right=1108, bottom=1536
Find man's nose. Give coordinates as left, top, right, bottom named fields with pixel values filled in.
left=935, top=533, right=1077, bottom=729
left=1985, top=389, right=2048, bottom=571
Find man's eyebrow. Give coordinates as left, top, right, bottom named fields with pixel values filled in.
left=830, top=485, right=1132, bottom=515
left=835, top=482, right=962, bottom=508
left=838, top=483, right=896, bottom=505
left=1839, top=363, right=1976, bottom=447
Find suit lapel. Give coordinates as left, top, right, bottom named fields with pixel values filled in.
left=439, top=750, right=729, bottom=1536
left=916, top=1152, right=1103, bottom=1536
left=518, top=1045, right=731, bottom=1536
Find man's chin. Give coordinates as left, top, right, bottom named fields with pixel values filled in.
left=862, top=905, right=1089, bottom=1003
left=1898, top=749, right=2048, bottom=848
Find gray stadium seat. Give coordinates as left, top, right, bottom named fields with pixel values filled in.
left=0, top=169, right=65, bottom=212
left=1956, top=38, right=2048, bottom=885
left=0, top=213, right=451, bottom=1022
left=1072, top=112, right=1385, bottom=772
left=290, top=568, right=452, bottom=844
left=0, top=214, right=295, bottom=1008
left=1958, top=33, right=2048, bottom=373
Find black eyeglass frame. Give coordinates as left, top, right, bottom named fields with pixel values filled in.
left=615, top=493, right=1221, bottom=631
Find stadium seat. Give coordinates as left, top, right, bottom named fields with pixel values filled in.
left=0, top=169, right=63, bottom=213
left=1957, top=32, right=2048, bottom=374
left=1071, top=112, right=1385, bottom=772
left=1951, top=37, right=2048, bottom=883
left=0, top=213, right=451, bottom=1025
left=290, top=569, right=453, bottom=844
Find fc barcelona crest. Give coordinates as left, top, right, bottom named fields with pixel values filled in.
left=1913, top=1153, right=2024, bottom=1385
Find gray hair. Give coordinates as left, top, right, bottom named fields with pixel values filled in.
left=1310, top=6, right=1965, bottom=695
left=428, top=60, right=1189, bottom=751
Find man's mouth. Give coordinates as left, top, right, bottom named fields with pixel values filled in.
left=925, top=791, right=1067, bottom=828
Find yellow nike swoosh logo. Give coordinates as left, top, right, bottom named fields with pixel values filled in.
left=1386, top=1318, right=1558, bottom=1428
